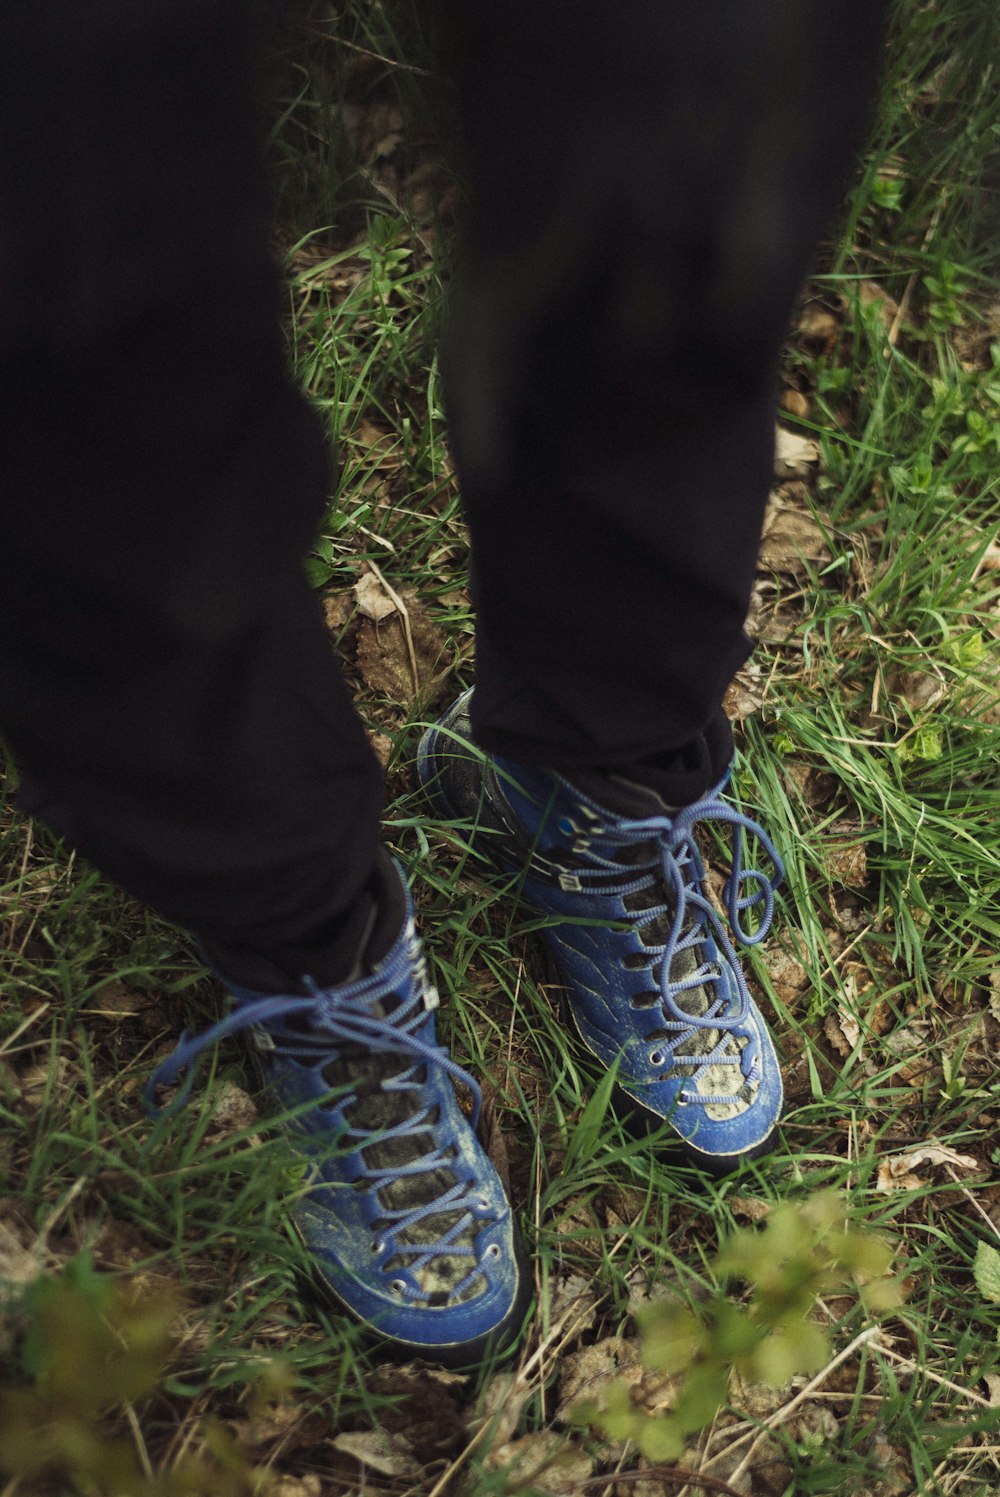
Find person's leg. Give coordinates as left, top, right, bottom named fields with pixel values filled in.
left=421, top=0, right=889, bottom=1167
left=439, top=0, right=888, bottom=784
left=0, top=0, right=526, bottom=1360
left=0, top=0, right=383, bottom=986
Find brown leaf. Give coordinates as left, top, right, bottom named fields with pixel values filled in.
left=759, top=487, right=832, bottom=575
left=486, top=1431, right=593, bottom=1493
left=824, top=826, right=867, bottom=888
left=797, top=303, right=842, bottom=353
left=858, top=280, right=901, bottom=329
left=322, top=594, right=353, bottom=633
left=779, top=389, right=811, bottom=420
left=332, top=1429, right=421, bottom=1479
left=876, top=1144, right=980, bottom=1192
left=760, top=942, right=809, bottom=1005
left=557, top=1337, right=642, bottom=1424
left=85, top=980, right=156, bottom=1018
left=773, top=428, right=820, bottom=481
left=355, top=589, right=447, bottom=704
left=782, top=761, right=838, bottom=809
left=271, top=1478, right=322, bottom=1497
left=19, top=1055, right=73, bottom=1110
left=723, top=671, right=764, bottom=722
left=472, top=1372, right=532, bottom=1447
left=0, top=1219, right=40, bottom=1298
left=368, top=730, right=393, bottom=767
left=988, top=972, right=1000, bottom=1023
left=824, top=1011, right=855, bottom=1058
left=354, top=570, right=397, bottom=623
left=888, top=669, right=946, bottom=712
left=209, top=1081, right=259, bottom=1136
left=730, top=1196, right=772, bottom=1223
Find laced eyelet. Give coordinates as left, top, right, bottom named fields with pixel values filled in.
left=371, top=1239, right=384, bottom=1255
left=676, top=1093, right=691, bottom=1106
left=389, top=1278, right=407, bottom=1295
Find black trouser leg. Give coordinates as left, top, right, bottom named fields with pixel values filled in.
left=0, top=2, right=383, bottom=983
left=439, top=0, right=888, bottom=792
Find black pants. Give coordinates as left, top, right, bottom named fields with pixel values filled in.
left=0, top=1, right=886, bottom=978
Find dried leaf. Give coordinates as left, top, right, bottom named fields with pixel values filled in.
left=988, top=972, right=1000, bottom=1023
left=272, top=1478, right=322, bottom=1497
left=486, top=1431, right=593, bottom=1493
left=332, top=1429, right=421, bottom=1479
left=824, top=829, right=868, bottom=888
left=557, top=1337, right=642, bottom=1424
left=229, top=1404, right=309, bottom=1449
left=472, top=1371, right=532, bottom=1447
left=779, top=388, right=811, bottom=420
left=723, top=670, right=764, bottom=722
left=322, top=594, right=353, bottom=633
left=85, top=980, right=156, bottom=1018
left=353, top=418, right=401, bottom=465
left=824, top=1011, right=860, bottom=1058
left=730, top=1195, right=772, bottom=1223
left=19, top=1055, right=73, bottom=1110
left=889, top=669, right=947, bottom=712
left=774, top=428, right=821, bottom=481
left=977, top=537, right=1000, bottom=574
left=760, top=946, right=809, bottom=1007
left=797, top=304, right=842, bottom=352
left=355, top=589, right=447, bottom=704
left=858, top=280, right=901, bottom=329
left=0, top=1219, right=40, bottom=1297
left=354, top=570, right=398, bottom=623
left=982, top=1373, right=1000, bottom=1407
left=209, top=1081, right=259, bottom=1136
left=876, top=1144, right=980, bottom=1192
left=759, top=488, right=832, bottom=575
left=368, top=730, right=393, bottom=767
left=549, top=1270, right=602, bottom=1332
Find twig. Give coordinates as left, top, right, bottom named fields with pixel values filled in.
left=424, top=1292, right=604, bottom=1497
left=575, top=1467, right=747, bottom=1496
left=875, top=1344, right=994, bottom=1409
left=300, top=25, right=442, bottom=80
left=945, top=1166, right=1000, bottom=1250
left=0, top=1001, right=51, bottom=1059
left=701, top=1325, right=883, bottom=1489
left=366, top=559, right=420, bottom=699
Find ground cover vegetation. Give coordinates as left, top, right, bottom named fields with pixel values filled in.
left=2, top=1, right=1000, bottom=1491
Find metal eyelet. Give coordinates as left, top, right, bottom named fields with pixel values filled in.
left=649, top=1049, right=665, bottom=1066
left=484, top=1243, right=501, bottom=1261
left=371, top=1239, right=384, bottom=1255
left=389, top=1278, right=407, bottom=1295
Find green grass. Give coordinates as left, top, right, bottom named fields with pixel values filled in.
left=3, top=0, right=1000, bottom=1492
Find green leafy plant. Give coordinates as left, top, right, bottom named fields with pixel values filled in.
left=573, top=1194, right=902, bottom=1464
left=0, top=1256, right=268, bottom=1496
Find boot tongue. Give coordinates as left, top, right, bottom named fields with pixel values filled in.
left=567, top=766, right=679, bottom=820
left=565, top=733, right=720, bottom=819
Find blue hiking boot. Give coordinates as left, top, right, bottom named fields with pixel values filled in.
left=146, top=856, right=530, bottom=1366
left=418, top=691, right=785, bottom=1173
